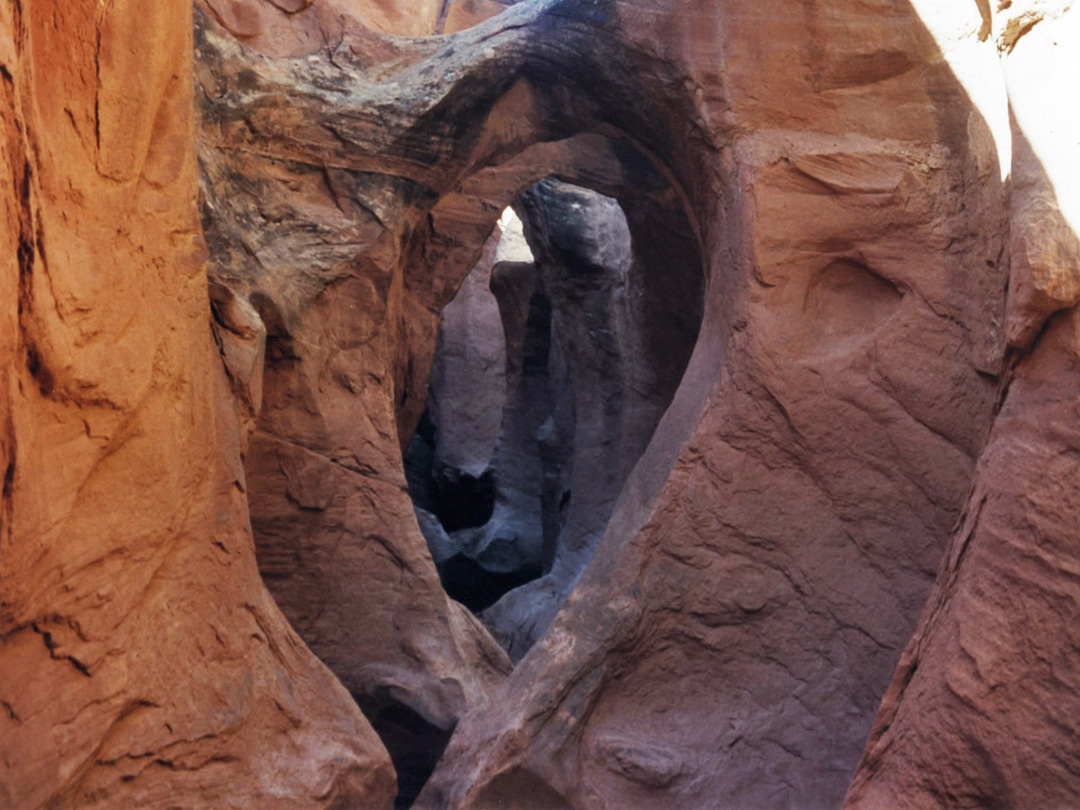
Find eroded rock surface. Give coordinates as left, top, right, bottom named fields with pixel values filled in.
left=196, top=3, right=517, bottom=755
left=416, top=2, right=1013, bottom=808
left=409, top=179, right=702, bottom=660
left=2, top=0, right=1078, bottom=808
left=194, top=0, right=710, bottom=771
left=407, top=211, right=548, bottom=614
left=191, top=0, right=1026, bottom=808
left=844, top=4, right=1080, bottom=807
left=0, top=2, right=394, bottom=808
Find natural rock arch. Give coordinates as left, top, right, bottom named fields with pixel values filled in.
left=196, top=2, right=1013, bottom=807
left=405, top=169, right=705, bottom=661
left=4, top=1, right=1078, bottom=809
left=196, top=4, right=715, bottom=803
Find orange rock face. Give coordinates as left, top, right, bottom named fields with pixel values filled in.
left=3, top=0, right=1079, bottom=809
left=843, top=4, right=1080, bottom=807
left=0, top=2, right=392, bottom=808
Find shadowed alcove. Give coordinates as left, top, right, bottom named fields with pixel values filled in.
left=390, top=160, right=704, bottom=804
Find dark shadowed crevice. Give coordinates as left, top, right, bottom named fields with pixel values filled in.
left=355, top=694, right=454, bottom=810
left=521, top=289, right=553, bottom=376
left=405, top=174, right=704, bottom=660
left=405, top=413, right=498, bottom=534
left=432, top=468, right=496, bottom=533
left=436, top=554, right=543, bottom=612
left=403, top=410, right=438, bottom=514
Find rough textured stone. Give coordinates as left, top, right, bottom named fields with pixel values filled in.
left=195, top=7, right=515, bottom=766
left=193, top=0, right=713, bottom=747
left=414, top=2, right=1013, bottom=808
left=0, top=2, right=394, bottom=808
left=844, top=308, right=1080, bottom=810
left=844, top=3, right=1080, bottom=808
left=3, top=0, right=1079, bottom=808
left=191, top=0, right=1020, bottom=807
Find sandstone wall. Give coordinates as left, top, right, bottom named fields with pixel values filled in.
left=2, top=0, right=1078, bottom=808
left=844, top=3, right=1080, bottom=807
left=190, top=0, right=1041, bottom=807
left=0, top=2, right=393, bottom=807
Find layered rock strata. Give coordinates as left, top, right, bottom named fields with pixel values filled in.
left=195, top=0, right=1018, bottom=807
left=193, top=0, right=706, bottom=763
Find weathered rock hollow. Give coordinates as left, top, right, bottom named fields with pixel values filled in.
left=2, top=0, right=1079, bottom=809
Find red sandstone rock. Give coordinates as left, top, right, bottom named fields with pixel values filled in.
left=191, top=0, right=1032, bottom=807
left=415, top=2, right=1012, bottom=808
left=2, top=0, right=1078, bottom=808
left=195, top=11, right=515, bottom=772
left=843, top=308, right=1080, bottom=810
left=843, top=3, right=1080, bottom=807
left=0, top=1, right=393, bottom=808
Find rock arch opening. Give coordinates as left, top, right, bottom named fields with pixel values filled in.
left=192, top=8, right=711, bottom=806
left=405, top=173, right=705, bottom=660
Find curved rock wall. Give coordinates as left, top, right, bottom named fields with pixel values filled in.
left=195, top=5, right=515, bottom=754
left=410, top=178, right=703, bottom=661
left=0, top=2, right=394, bottom=808
left=844, top=3, right=1080, bottom=807
left=416, top=1, right=1013, bottom=808
left=192, top=0, right=713, bottom=759
left=1, top=0, right=1078, bottom=808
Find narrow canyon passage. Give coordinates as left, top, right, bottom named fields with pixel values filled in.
left=6, top=2, right=1080, bottom=810
left=193, top=3, right=1014, bottom=807
left=401, top=176, right=704, bottom=803
left=406, top=179, right=703, bottom=655
left=193, top=2, right=715, bottom=798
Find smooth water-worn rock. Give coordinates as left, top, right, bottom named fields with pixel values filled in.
left=0, top=2, right=394, bottom=808
left=470, top=179, right=704, bottom=659
left=409, top=213, right=547, bottom=601
left=189, top=0, right=1055, bottom=808
left=416, top=1, right=1013, bottom=807
left=844, top=3, right=1080, bottom=808
left=3, top=0, right=1079, bottom=808
left=410, top=179, right=702, bottom=659
left=193, top=0, right=708, bottom=750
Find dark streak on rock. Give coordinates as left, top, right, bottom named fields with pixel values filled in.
left=32, top=623, right=92, bottom=677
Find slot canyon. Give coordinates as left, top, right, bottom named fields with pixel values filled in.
left=1, top=0, right=1078, bottom=808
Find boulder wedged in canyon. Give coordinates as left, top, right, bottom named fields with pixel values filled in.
left=0, top=1, right=394, bottom=808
